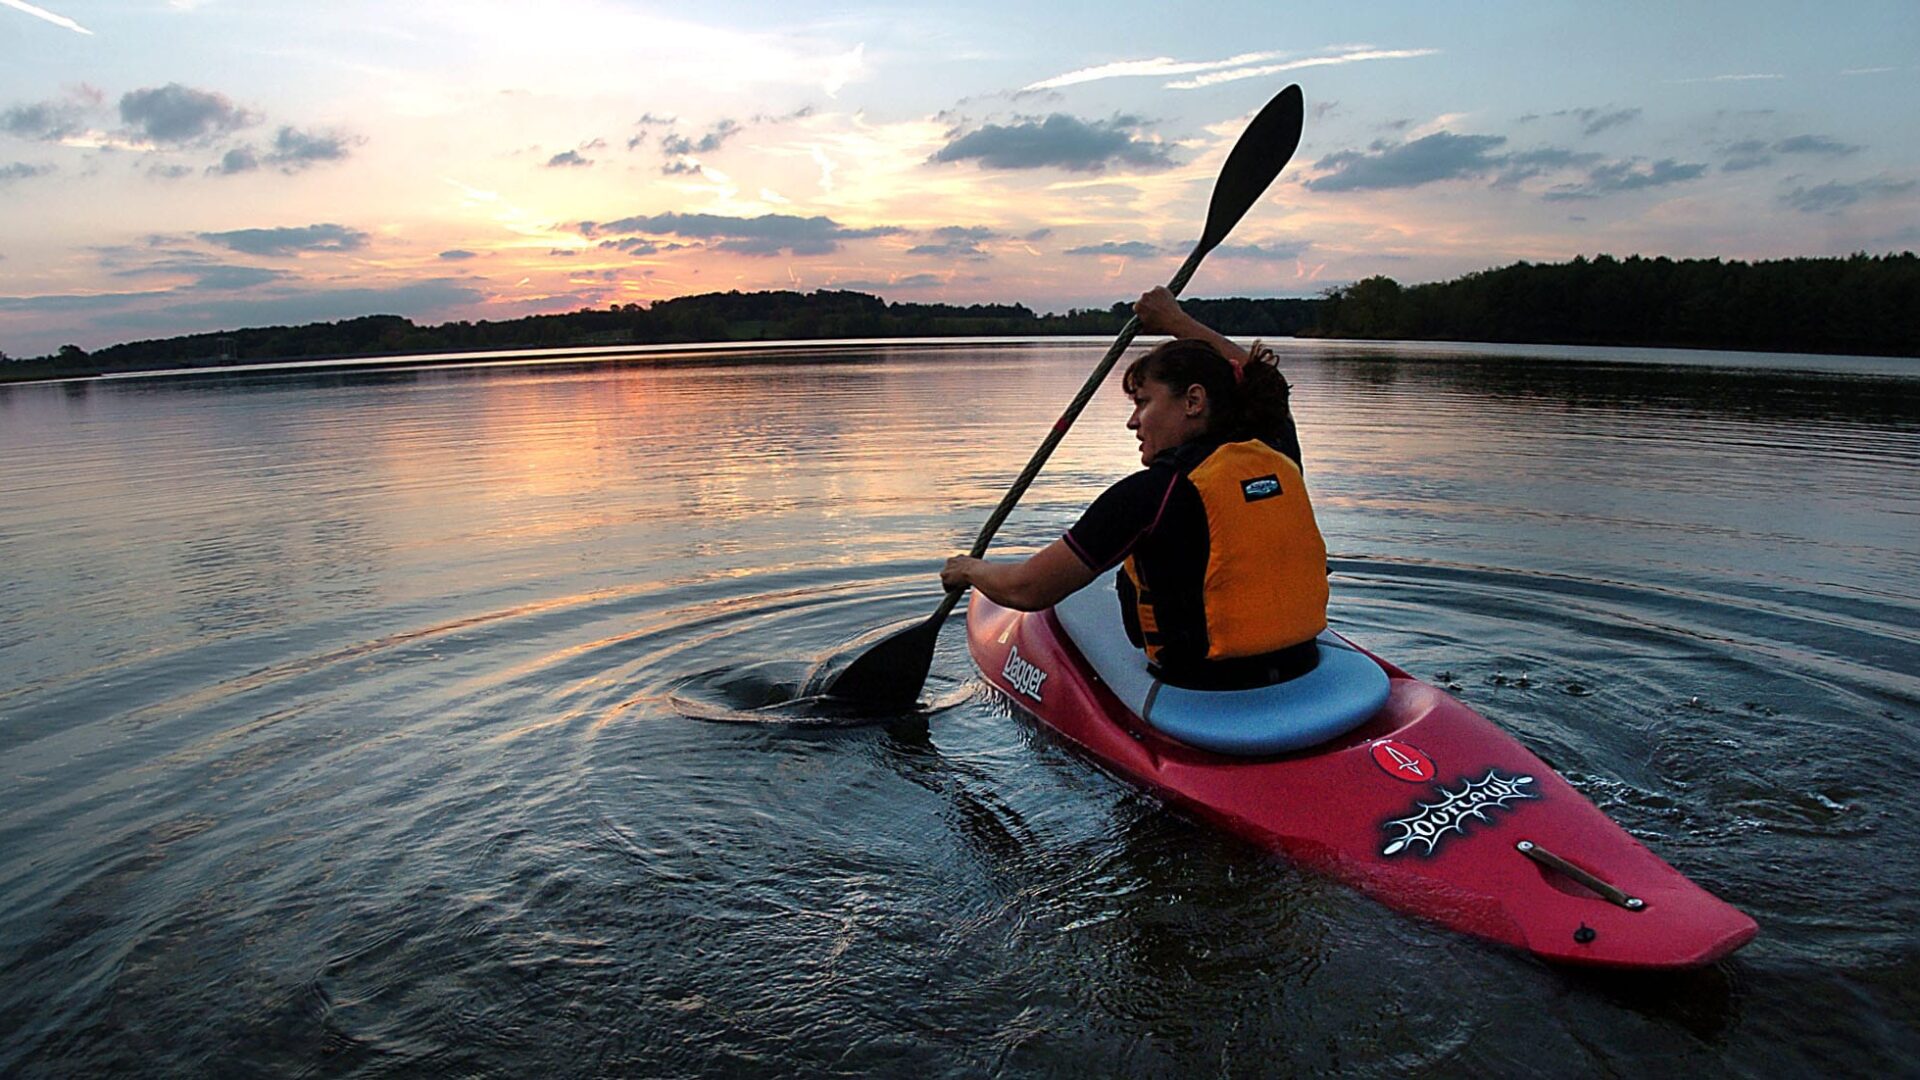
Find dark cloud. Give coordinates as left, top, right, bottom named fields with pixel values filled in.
left=2, top=161, right=55, bottom=183
left=579, top=212, right=902, bottom=257
left=0, top=280, right=483, bottom=348
left=1775, top=134, right=1863, bottom=157
left=1782, top=176, right=1917, bottom=214
left=2, top=99, right=90, bottom=142
left=1721, top=133, right=1863, bottom=173
left=1564, top=107, right=1641, bottom=136
left=119, top=83, right=256, bottom=144
left=147, top=163, right=194, bottom=180
left=1722, top=139, right=1773, bottom=172
left=1064, top=241, right=1160, bottom=257
left=438, top=249, right=479, bottom=260
left=549, top=248, right=579, bottom=257
left=212, top=146, right=259, bottom=175
left=182, top=265, right=289, bottom=289
left=751, top=105, right=815, bottom=124
left=661, top=160, right=702, bottom=176
left=634, top=112, right=677, bottom=126
left=109, top=259, right=289, bottom=291
left=1494, top=147, right=1604, bottom=186
left=148, top=279, right=487, bottom=333
left=1307, top=132, right=1509, bottom=191
left=1213, top=241, right=1307, bottom=262
left=1544, top=158, right=1708, bottom=200
left=661, top=119, right=740, bottom=156
left=907, top=226, right=1001, bottom=260
left=597, top=237, right=663, bottom=256
left=265, top=127, right=356, bottom=170
left=836, top=273, right=943, bottom=290
left=547, top=149, right=592, bottom=168
left=1023, top=228, right=1054, bottom=242
left=199, top=223, right=370, bottom=256
left=931, top=114, right=1175, bottom=173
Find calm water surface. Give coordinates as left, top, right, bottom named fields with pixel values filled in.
left=2, top=340, right=1917, bottom=1076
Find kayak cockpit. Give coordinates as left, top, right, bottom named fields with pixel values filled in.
left=1051, top=585, right=1390, bottom=757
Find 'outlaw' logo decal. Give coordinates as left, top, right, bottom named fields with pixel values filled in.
left=1001, top=645, right=1049, bottom=702
left=1381, top=769, right=1538, bottom=857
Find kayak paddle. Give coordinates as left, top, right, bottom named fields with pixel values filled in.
left=815, top=83, right=1306, bottom=712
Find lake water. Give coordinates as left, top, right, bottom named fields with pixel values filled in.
left=2, top=339, right=1917, bottom=1076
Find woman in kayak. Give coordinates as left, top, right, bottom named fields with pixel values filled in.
left=941, top=287, right=1327, bottom=689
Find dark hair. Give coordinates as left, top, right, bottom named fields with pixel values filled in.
left=1122, top=338, right=1302, bottom=462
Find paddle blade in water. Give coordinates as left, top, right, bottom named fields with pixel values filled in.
left=811, top=615, right=939, bottom=712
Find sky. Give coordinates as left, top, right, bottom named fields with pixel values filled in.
left=1, top=1, right=1917, bottom=357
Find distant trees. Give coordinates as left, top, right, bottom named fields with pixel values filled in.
left=5, top=254, right=1913, bottom=384
left=1312, top=253, right=1919, bottom=356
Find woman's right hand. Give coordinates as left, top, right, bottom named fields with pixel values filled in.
left=1133, top=286, right=1193, bottom=336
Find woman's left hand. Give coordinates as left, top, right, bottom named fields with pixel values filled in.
left=940, top=555, right=981, bottom=592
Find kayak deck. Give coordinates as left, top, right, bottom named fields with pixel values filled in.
left=966, top=590, right=1758, bottom=969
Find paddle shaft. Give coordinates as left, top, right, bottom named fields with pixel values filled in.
left=925, top=244, right=1214, bottom=628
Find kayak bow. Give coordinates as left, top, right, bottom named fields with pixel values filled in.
left=967, top=586, right=1758, bottom=970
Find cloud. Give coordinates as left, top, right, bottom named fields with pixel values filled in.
left=199, top=223, right=370, bottom=256
left=1064, top=241, right=1160, bottom=257
left=906, top=225, right=1000, bottom=260
left=1213, top=241, right=1308, bottom=262
left=1, top=0, right=92, bottom=34
left=660, top=118, right=740, bottom=156
left=110, top=259, right=290, bottom=290
left=1544, top=158, right=1708, bottom=200
left=263, top=126, right=356, bottom=171
left=118, top=83, right=256, bottom=144
left=1561, top=107, right=1641, bottom=137
left=836, top=273, right=943, bottom=290
left=1493, top=147, right=1604, bottom=186
left=1307, top=132, right=1509, bottom=191
left=212, top=146, right=258, bottom=175
left=932, top=114, right=1175, bottom=173
left=1722, top=139, right=1773, bottom=172
left=1773, top=134, right=1863, bottom=157
left=1721, top=133, right=1862, bottom=173
left=2, top=160, right=54, bottom=181
left=596, top=237, right=663, bottom=256
left=547, top=149, right=592, bottom=168
left=1024, top=46, right=1436, bottom=92
left=1782, top=176, right=1917, bottom=214
left=1, top=95, right=92, bottom=141
left=580, top=211, right=902, bottom=257
left=438, top=249, right=479, bottom=260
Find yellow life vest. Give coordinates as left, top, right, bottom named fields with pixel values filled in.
left=1121, top=438, right=1328, bottom=669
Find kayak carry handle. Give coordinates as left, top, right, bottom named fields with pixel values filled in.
left=1517, top=840, right=1646, bottom=912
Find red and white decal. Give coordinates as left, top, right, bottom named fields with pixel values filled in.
left=1370, top=739, right=1435, bottom=782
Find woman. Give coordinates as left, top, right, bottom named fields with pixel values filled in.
left=940, top=287, right=1327, bottom=689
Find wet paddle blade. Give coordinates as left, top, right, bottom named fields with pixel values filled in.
left=811, top=615, right=939, bottom=713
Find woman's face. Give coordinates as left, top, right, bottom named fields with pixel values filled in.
left=1127, top=376, right=1208, bottom=464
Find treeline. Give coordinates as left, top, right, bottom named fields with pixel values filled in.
left=0, top=290, right=1317, bottom=381
left=1314, top=252, right=1919, bottom=356
left=5, top=253, right=1912, bottom=382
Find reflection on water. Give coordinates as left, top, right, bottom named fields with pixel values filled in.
left=2, top=340, right=1917, bottom=1076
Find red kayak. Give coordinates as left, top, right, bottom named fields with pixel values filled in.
left=966, top=586, right=1757, bottom=969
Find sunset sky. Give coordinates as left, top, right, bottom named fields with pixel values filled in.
left=2, top=1, right=1916, bottom=356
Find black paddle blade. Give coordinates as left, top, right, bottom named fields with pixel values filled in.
left=1196, top=84, right=1304, bottom=257
left=811, top=614, right=939, bottom=712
